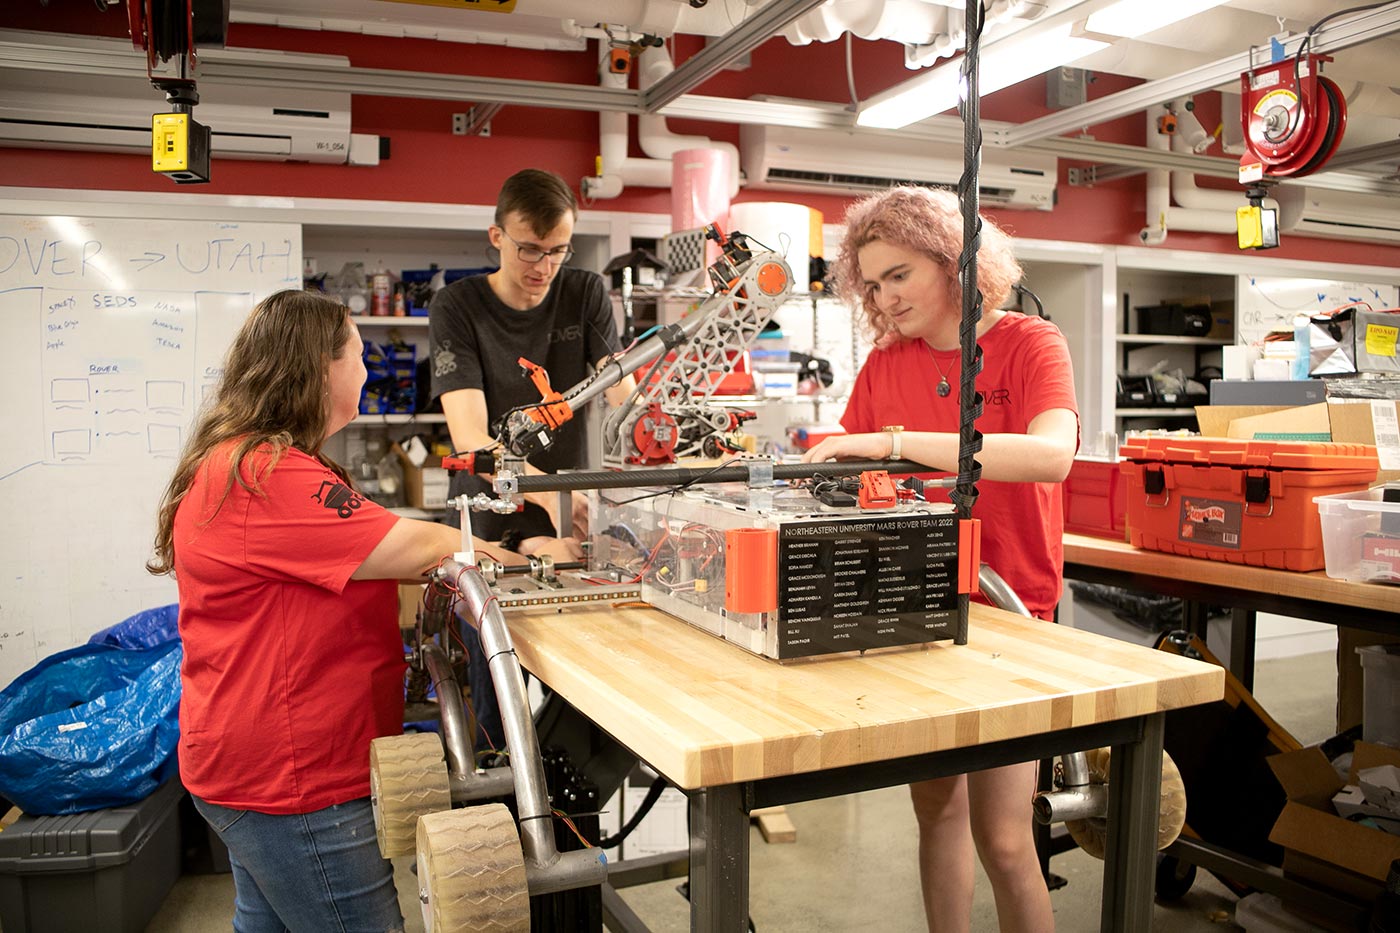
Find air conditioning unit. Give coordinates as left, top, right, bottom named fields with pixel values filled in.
left=0, top=69, right=373, bottom=165
left=740, top=124, right=1056, bottom=211
left=1282, top=188, right=1400, bottom=244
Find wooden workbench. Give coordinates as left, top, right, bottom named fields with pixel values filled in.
left=1062, top=532, right=1400, bottom=687
left=1064, top=533, right=1400, bottom=618
left=508, top=601, right=1223, bottom=932
left=1060, top=534, right=1400, bottom=924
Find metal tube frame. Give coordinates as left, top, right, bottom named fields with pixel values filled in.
left=418, top=642, right=476, bottom=781
left=435, top=560, right=611, bottom=897
left=977, top=564, right=1099, bottom=829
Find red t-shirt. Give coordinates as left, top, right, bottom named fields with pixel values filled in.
left=841, top=312, right=1079, bottom=618
left=173, top=443, right=403, bottom=814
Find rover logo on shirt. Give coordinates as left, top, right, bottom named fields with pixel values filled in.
left=433, top=340, right=458, bottom=378
left=548, top=323, right=583, bottom=344
left=312, top=480, right=363, bottom=519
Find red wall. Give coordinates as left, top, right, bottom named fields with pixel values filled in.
left=3, top=12, right=1398, bottom=268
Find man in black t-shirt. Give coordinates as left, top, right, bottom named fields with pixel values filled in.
left=429, top=169, right=633, bottom=755
left=429, top=168, right=631, bottom=547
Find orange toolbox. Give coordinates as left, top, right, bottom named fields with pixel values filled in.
left=1062, top=457, right=1129, bottom=540
left=1119, top=437, right=1379, bottom=571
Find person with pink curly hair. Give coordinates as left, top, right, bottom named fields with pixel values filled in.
left=804, top=186, right=1078, bottom=932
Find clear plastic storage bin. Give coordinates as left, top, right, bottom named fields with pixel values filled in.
left=1314, top=487, right=1400, bottom=584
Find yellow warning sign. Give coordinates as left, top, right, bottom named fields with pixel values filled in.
left=378, top=0, right=517, bottom=12
left=1366, top=323, right=1399, bottom=358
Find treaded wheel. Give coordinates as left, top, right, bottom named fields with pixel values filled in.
left=370, top=732, right=452, bottom=857
left=417, top=804, right=529, bottom=932
left=1065, top=746, right=1187, bottom=860
left=1154, top=853, right=1197, bottom=901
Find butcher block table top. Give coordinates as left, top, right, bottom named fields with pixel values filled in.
left=507, top=601, right=1224, bottom=790
left=1063, top=532, right=1400, bottom=617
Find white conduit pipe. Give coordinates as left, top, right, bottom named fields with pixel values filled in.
left=583, top=43, right=741, bottom=200
left=583, top=58, right=674, bottom=199
left=1140, top=105, right=1237, bottom=241
left=1170, top=105, right=1279, bottom=217
left=783, top=0, right=950, bottom=46
left=636, top=47, right=741, bottom=196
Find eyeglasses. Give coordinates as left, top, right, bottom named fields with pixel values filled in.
left=501, top=231, right=573, bottom=265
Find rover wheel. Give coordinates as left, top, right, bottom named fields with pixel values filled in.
left=1154, top=852, right=1197, bottom=901
left=1064, top=746, right=1187, bottom=860
left=417, top=804, right=529, bottom=932
left=369, top=732, right=452, bottom=857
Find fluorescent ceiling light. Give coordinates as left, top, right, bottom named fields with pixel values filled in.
left=1084, top=0, right=1228, bottom=39
left=857, top=24, right=1107, bottom=130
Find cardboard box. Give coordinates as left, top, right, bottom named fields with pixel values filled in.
left=398, top=582, right=424, bottom=630
left=392, top=442, right=451, bottom=510
left=1193, top=403, right=1332, bottom=441
left=1268, top=742, right=1400, bottom=908
left=1329, top=398, right=1400, bottom=485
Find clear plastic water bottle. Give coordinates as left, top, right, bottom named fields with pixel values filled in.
left=1292, top=312, right=1311, bottom=380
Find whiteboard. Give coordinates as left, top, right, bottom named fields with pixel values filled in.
left=0, top=215, right=301, bottom=686
left=1236, top=275, right=1400, bottom=346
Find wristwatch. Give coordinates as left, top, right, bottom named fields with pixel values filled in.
left=881, top=425, right=904, bottom=460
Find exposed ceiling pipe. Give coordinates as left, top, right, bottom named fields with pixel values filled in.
left=1168, top=103, right=1244, bottom=214
left=635, top=46, right=741, bottom=197
left=1343, top=80, right=1400, bottom=120
left=1141, top=105, right=1237, bottom=241
left=556, top=0, right=965, bottom=46
left=1168, top=101, right=1301, bottom=230
left=781, top=0, right=952, bottom=47
left=582, top=42, right=742, bottom=200
left=583, top=56, right=671, bottom=200
left=1141, top=161, right=1170, bottom=245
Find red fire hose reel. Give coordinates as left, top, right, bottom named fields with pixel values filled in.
left=1240, top=54, right=1347, bottom=179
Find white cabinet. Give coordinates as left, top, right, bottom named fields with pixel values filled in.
left=1017, top=242, right=1400, bottom=443
left=1112, top=266, right=1234, bottom=429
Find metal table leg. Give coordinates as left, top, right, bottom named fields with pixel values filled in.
left=1229, top=607, right=1257, bottom=692
left=688, top=784, right=749, bottom=932
left=1100, top=713, right=1164, bottom=932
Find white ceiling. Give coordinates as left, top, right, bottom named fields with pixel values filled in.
left=222, top=0, right=1400, bottom=176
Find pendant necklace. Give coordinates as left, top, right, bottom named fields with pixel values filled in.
left=927, top=342, right=955, bottom=397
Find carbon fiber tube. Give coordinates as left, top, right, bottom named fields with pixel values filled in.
left=566, top=321, right=689, bottom=412
left=506, top=459, right=952, bottom=493
left=949, top=0, right=988, bottom=648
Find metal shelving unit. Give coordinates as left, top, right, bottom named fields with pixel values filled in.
left=1115, top=335, right=1230, bottom=346
left=350, top=314, right=430, bottom=327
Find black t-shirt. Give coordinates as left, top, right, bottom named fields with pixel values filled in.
left=428, top=266, right=619, bottom=536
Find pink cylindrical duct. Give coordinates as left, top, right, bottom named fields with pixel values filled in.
left=670, top=147, right=733, bottom=233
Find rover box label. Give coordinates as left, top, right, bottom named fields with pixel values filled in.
left=777, top=514, right=958, bottom=659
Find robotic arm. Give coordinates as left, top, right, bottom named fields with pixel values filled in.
left=493, top=225, right=794, bottom=465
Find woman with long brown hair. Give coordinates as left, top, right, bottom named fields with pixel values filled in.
left=148, top=289, right=556, bottom=931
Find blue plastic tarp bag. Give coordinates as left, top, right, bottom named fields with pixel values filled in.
left=0, top=640, right=182, bottom=815
left=87, top=603, right=180, bottom=649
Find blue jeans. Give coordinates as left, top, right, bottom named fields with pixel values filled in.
left=192, top=795, right=403, bottom=933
